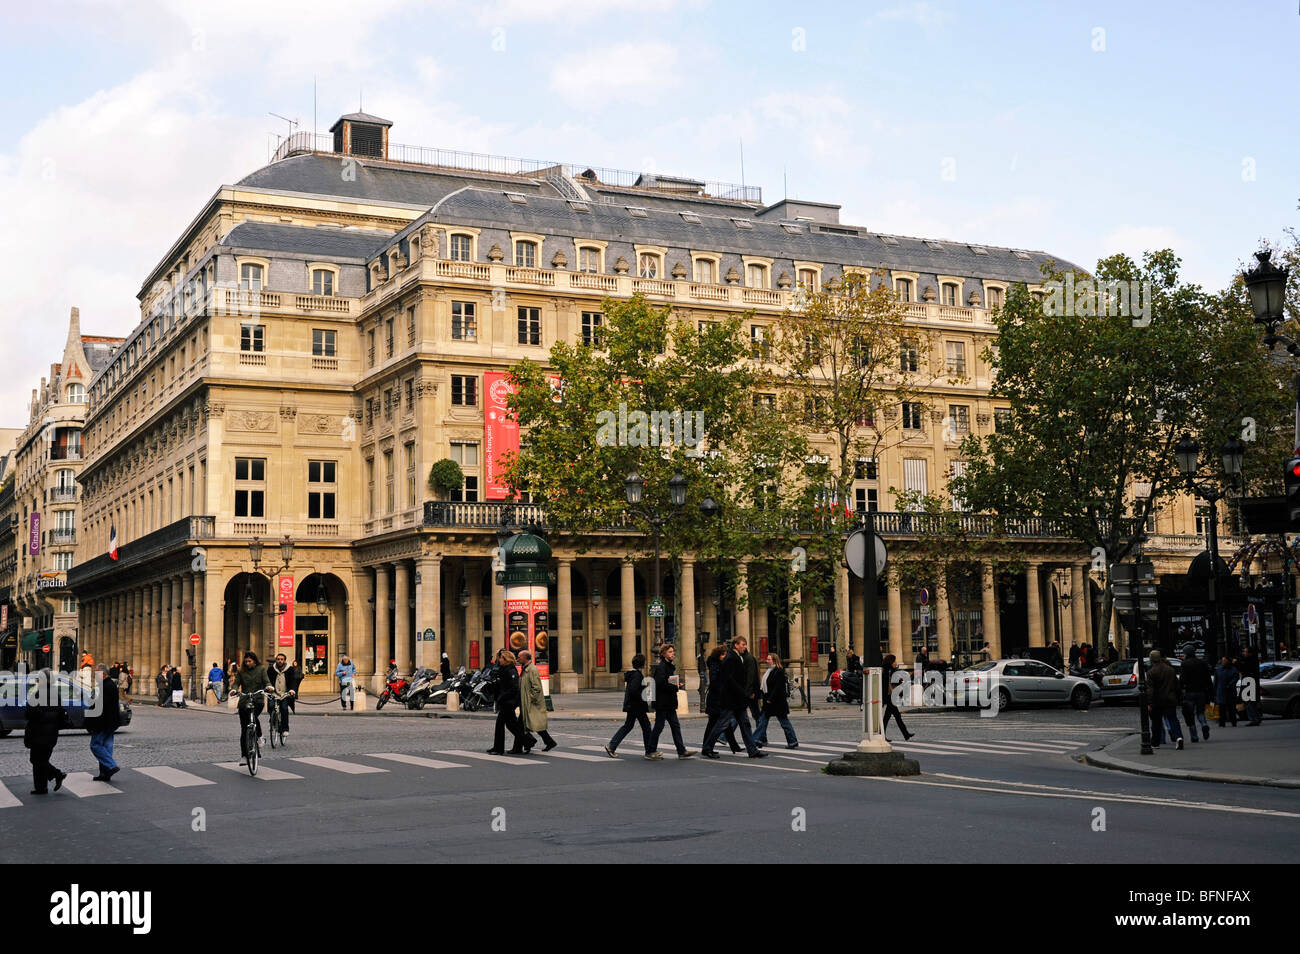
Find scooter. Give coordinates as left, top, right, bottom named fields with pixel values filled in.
left=403, top=667, right=442, bottom=709
left=426, top=667, right=471, bottom=707
left=375, top=664, right=411, bottom=710
left=461, top=666, right=500, bottom=712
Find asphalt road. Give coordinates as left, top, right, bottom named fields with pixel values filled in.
left=2, top=704, right=1296, bottom=863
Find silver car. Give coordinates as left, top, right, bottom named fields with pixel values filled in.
left=1259, top=661, right=1300, bottom=718
left=956, top=659, right=1100, bottom=710
left=1096, top=657, right=1183, bottom=703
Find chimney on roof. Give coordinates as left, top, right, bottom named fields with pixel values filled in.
left=329, top=112, right=393, bottom=160
left=69, top=306, right=80, bottom=336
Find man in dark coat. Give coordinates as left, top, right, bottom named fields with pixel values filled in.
left=1068, top=642, right=1081, bottom=670
left=487, top=650, right=527, bottom=755
left=87, top=664, right=122, bottom=781
left=701, top=637, right=765, bottom=758
left=1214, top=656, right=1239, bottom=727
left=1179, top=649, right=1212, bottom=742
left=1047, top=641, right=1064, bottom=672
left=24, top=674, right=67, bottom=795
left=645, top=645, right=694, bottom=760
left=1146, top=650, right=1184, bottom=748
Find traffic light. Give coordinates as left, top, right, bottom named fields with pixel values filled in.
left=1286, top=455, right=1300, bottom=523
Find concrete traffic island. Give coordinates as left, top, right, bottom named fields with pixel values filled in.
left=825, top=748, right=921, bottom=776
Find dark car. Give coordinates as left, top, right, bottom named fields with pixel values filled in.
left=0, top=670, right=132, bottom=737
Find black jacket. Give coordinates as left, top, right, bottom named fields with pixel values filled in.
left=719, top=649, right=748, bottom=711
left=1147, top=660, right=1182, bottom=708
left=761, top=667, right=790, bottom=717
left=651, top=659, right=678, bottom=713
left=495, top=663, right=521, bottom=710
left=1179, top=657, right=1213, bottom=696
left=24, top=704, right=63, bottom=750
left=267, top=663, right=303, bottom=695
left=622, top=670, right=648, bottom=714
left=705, top=657, right=724, bottom=715
left=742, top=651, right=759, bottom=698
left=85, top=675, right=121, bottom=734
left=440, top=659, right=452, bottom=681
left=169, top=670, right=183, bottom=692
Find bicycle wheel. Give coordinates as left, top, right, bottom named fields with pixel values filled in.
left=268, top=708, right=279, bottom=749
left=245, top=724, right=259, bottom=776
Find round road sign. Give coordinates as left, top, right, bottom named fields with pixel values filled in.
left=189, top=633, right=200, bottom=644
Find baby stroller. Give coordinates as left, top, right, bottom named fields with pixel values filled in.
left=825, top=669, right=864, bottom=705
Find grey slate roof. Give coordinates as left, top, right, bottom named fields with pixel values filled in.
left=236, top=154, right=548, bottom=210
left=419, top=188, right=1075, bottom=282
left=332, top=111, right=393, bottom=128
left=84, top=341, right=119, bottom=374
left=218, top=222, right=392, bottom=260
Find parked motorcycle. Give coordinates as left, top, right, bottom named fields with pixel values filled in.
left=426, top=666, right=472, bottom=707
left=461, top=666, right=500, bottom=712
left=403, top=667, right=442, bottom=709
left=375, top=663, right=411, bottom=710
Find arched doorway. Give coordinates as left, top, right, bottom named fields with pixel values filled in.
left=222, top=573, right=276, bottom=665
left=295, top=574, right=348, bottom=688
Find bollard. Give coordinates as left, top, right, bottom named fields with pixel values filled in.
left=354, top=687, right=368, bottom=712
left=445, top=689, right=460, bottom=712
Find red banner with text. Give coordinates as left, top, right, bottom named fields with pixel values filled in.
left=484, top=371, right=519, bottom=500
left=278, top=575, right=295, bottom=648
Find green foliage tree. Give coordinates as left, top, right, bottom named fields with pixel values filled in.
left=428, top=458, right=463, bottom=498
left=956, top=249, right=1289, bottom=648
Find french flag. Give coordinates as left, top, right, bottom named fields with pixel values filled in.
left=109, top=525, right=118, bottom=561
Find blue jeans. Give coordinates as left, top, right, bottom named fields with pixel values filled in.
left=1150, top=706, right=1183, bottom=745
left=648, top=710, right=687, bottom=755
left=1182, top=692, right=1208, bottom=735
left=90, top=730, right=117, bottom=771
left=753, top=712, right=798, bottom=746
left=208, top=681, right=224, bottom=702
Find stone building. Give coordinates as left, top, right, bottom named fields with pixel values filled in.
left=62, top=113, right=1226, bottom=692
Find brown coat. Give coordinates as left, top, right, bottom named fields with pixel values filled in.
left=519, top=663, right=548, bottom=732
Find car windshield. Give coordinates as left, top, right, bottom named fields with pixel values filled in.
left=1103, top=660, right=1135, bottom=676
left=966, top=661, right=999, bottom=672
left=1260, top=664, right=1296, bottom=680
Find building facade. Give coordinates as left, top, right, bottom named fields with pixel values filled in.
left=62, top=113, right=1229, bottom=692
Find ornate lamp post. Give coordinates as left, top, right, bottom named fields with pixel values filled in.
left=244, top=535, right=294, bottom=660
left=1243, top=249, right=1293, bottom=441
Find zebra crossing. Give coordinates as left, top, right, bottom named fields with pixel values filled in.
left=0, top=735, right=1088, bottom=808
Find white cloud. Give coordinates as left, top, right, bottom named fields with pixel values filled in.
left=549, top=41, right=681, bottom=104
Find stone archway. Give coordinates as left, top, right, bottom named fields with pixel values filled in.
left=294, top=573, right=349, bottom=684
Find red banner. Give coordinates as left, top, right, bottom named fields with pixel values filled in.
left=484, top=371, right=519, bottom=499
left=596, top=638, right=606, bottom=670
left=470, top=641, right=480, bottom=669
left=278, top=575, right=295, bottom=648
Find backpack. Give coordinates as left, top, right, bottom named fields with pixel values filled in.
left=641, top=674, right=656, bottom=706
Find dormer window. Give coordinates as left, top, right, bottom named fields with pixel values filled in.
left=239, top=263, right=264, bottom=291
left=311, top=268, right=335, bottom=296
left=896, top=278, right=914, bottom=303
left=693, top=257, right=718, bottom=284
left=577, top=246, right=602, bottom=274
left=515, top=240, right=537, bottom=268
left=941, top=282, right=959, bottom=306
left=638, top=252, right=661, bottom=279
left=450, top=234, right=473, bottom=262
left=986, top=286, right=1005, bottom=310
left=747, top=263, right=769, bottom=289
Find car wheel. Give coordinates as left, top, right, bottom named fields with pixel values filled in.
left=1070, top=686, right=1090, bottom=710
left=997, top=688, right=1012, bottom=711
left=1286, top=697, right=1300, bottom=719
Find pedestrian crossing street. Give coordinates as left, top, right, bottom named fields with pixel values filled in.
left=0, top=737, right=1087, bottom=808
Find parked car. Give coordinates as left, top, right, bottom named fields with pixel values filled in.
left=1095, top=657, right=1183, bottom=703
left=1259, top=660, right=1300, bottom=718
left=0, top=670, right=133, bottom=736
left=954, top=658, right=1100, bottom=710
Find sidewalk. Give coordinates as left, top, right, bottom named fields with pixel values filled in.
left=1084, top=720, right=1300, bottom=789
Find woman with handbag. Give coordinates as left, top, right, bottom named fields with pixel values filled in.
left=486, top=650, right=527, bottom=755
left=753, top=654, right=799, bottom=748
left=700, top=645, right=741, bottom=757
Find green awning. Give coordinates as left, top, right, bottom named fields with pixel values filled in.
left=20, top=629, right=53, bottom=651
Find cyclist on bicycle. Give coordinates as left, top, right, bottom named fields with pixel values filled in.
left=267, top=653, right=301, bottom=736
left=230, top=651, right=273, bottom=764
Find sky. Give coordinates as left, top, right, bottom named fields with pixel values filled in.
left=0, top=0, right=1297, bottom=425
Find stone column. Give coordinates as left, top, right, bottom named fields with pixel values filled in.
left=835, top=564, right=849, bottom=657
left=620, top=560, right=636, bottom=670
left=394, top=561, right=412, bottom=674
left=150, top=582, right=163, bottom=674
left=197, top=572, right=216, bottom=687
left=157, top=579, right=171, bottom=667
left=1071, top=564, right=1087, bottom=654
left=801, top=590, right=818, bottom=675
left=887, top=579, right=904, bottom=660
left=982, top=563, right=1001, bottom=659
left=465, top=563, right=481, bottom=668
left=349, top=567, right=374, bottom=687
left=182, top=573, right=195, bottom=662
left=491, top=565, right=505, bottom=660
left=736, top=562, right=751, bottom=644
left=1027, top=562, right=1044, bottom=648
left=173, top=575, right=187, bottom=669
left=936, top=574, right=952, bottom=662
left=374, top=564, right=390, bottom=684
left=124, top=590, right=136, bottom=670
left=679, top=559, right=698, bottom=691
left=132, top=588, right=145, bottom=671
left=1043, top=568, right=1058, bottom=646
left=556, top=558, right=575, bottom=693
left=851, top=576, right=865, bottom=657
left=416, top=554, right=441, bottom=671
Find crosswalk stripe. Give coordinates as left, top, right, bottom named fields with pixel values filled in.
left=62, top=772, right=121, bottom=797
left=434, top=749, right=540, bottom=766
left=214, top=762, right=303, bottom=780
left=935, top=739, right=1079, bottom=752
left=134, top=766, right=215, bottom=788
left=367, top=753, right=470, bottom=770
left=530, top=749, right=616, bottom=763
left=1045, top=740, right=1088, bottom=746
left=703, top=758, right=808, bottom=773
left=773, top=755, right=833, bottom=765
left=0, top=780, right=22, bottom=808
left=290, top=756, right=388, bottom=775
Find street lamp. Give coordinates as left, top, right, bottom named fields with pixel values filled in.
left=1176, top=433, right=1244, bottom=656
left=623, top=471, right=687, bottom=660
left=1243, top=250, right=1295, bottom=445
left=246, top=535, right=295, bottom=660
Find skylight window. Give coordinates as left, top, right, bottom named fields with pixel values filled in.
left=568, top=200, right=591, bottom=213
left=879, top=235, right=899, bottom=247
left=780, top=223, right=804, bottom=234
left=970, top=245, right=988, bottom=255
left=925, top=240, right=944, bottom=251
left=680, top=212, right=701, bottom=224
left=504, top=192, right=528, bottom=205
left=626, top=206, right=649, bottom=218
left=1012, top=249, right=1032, bottom=260
left=731, top=218, right=753, bottom=230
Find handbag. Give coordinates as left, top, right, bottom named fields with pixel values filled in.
left=171, top=689, right=184, bottom=704
left=1206, top=703, right=1218, bottom=721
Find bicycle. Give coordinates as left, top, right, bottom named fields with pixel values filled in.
left=232, top=688, right=275, bottom=776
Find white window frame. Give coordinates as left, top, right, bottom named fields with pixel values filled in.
left=742, top=256, right=774, bottom=289
left=308, top=263, right=340, bottom=297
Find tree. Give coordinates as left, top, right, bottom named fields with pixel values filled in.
left=767, top=270, right=944, bottom=660
left=427, top=459, right=463, bottom=499
left=956, top=249, right=1289, bottom=648
left=502, top=295, right=808, bottom=654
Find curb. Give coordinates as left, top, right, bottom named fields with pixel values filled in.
left=1083, top=734, right=1300, bottom=789
left=169, top=701, right=711, bottom=722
